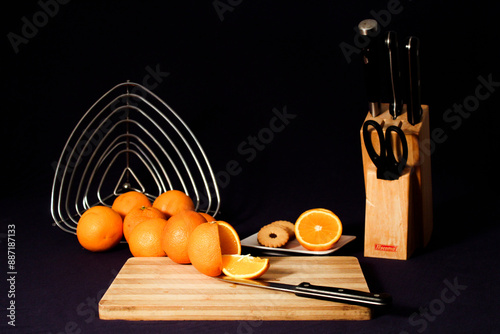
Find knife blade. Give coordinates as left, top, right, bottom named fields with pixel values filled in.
left=385, top=31, right=403, bottom=119
left=216, top=276, right=392, bottom=308
left=358, top=19, right=381, bottom=117
left=405, top=36, right=422, bottom=125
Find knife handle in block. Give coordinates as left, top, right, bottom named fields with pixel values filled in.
left=405, top=36, right=422, bottom=125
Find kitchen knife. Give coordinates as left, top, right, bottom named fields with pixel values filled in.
left=358, top=19, right=381, bottom=117
left=216, top=276, right=392, bottom=308
left=405, top=36, right=422, bottom=125
left=385, top=31, right=403, bottom=119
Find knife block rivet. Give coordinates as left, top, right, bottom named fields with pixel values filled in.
left=360, top=104, right=433, bottom=260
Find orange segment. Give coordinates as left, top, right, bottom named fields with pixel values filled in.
left=294, top=208, right=342, bottom=251
left=221, top=255, right=270, bottom=279
left=217, top=221, right=242, bottom=255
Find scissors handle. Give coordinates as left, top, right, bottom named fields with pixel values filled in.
left=384, top=125, right=408, bottom=180
left=362, top=120, right=408, bottom=180
left=362, top=120, right=386, bottom=170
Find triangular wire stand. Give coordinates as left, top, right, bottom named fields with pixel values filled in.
left=51, top=81, right=220, bottom=235
left=112, top=167, right=146, bottom=195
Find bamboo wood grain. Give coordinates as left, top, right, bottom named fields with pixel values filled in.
left=364, top=166, right=414, bottom=259
left=99, top=257, right=372, bottom=321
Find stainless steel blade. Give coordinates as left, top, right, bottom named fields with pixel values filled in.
left=216, top=276, right=296, bottom=293
left=216, top=276, right=392, bottom=307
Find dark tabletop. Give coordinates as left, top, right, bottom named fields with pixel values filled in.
left=2, top=1, right=500, bottom=333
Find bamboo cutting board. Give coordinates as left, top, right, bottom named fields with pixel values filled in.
left=99, top=256, right=372, bottom=321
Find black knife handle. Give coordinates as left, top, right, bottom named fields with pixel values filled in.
left=385, top=31, right=403, bottom=119
left=405, top=36, right=422, bottom=125
left=358, top=19, right=381, bottom=117
left=295, top=282, right=392, bottom=307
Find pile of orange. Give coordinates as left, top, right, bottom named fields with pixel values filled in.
left=76, top=189, right=269, bottom=279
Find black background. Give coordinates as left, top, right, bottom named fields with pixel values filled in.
left=2, top=1, right=500, bottom=333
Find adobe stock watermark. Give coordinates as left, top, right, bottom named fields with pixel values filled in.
left=441, top=73, right=499, bottom=131
left=400, top=277, right=467, bottom=333
left=215, top=105, right=297, bottom=189
left=51, top=63, right=170, bottom=182
left=213, top=0, right=243, bottom=21
left=198, top=105, right=296, bottom=210
left=416, top=73, right=499, bottom=165
left=47, top=268, right=119, bottom=334
left=7, top=0, right=71, bottom=54
left=224, top=319, right=263, bottom=334
left=339, top=0, right=407, bottom=64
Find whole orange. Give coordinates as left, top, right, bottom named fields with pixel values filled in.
left=76, top=206, right=123, bottom=252
left=152, top=190, right=195, bottom=218
left=112, top=191, right=152, bottom=218
left=161, top=211, right=207, bottom=264
left=187, top=221, right=241, bottom=276
left=128, top=218, right=168, bottom=257
left=123, top=206, right=166, bottom=242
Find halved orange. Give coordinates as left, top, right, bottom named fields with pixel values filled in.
left=187, top=221, right=241, bottom=277
left=294, top=208, right=342, bottom=251
left=217, top=221, right=242, bottom=255
left=198, top=212, right=216, bottom=222
left=221, top=254, right=270, bottom=279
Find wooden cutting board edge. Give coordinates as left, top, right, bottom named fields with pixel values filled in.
left=99, top=256, right=373, bottom=321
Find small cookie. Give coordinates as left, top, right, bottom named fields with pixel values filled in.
left=270, top=220, right=295, bottom=239
left=257, top=224, right=289, bottom=248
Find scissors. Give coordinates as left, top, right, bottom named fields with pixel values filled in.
left=362, top=120, right=408, bottom=180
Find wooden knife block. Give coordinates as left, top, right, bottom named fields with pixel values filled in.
left=360, top=104, right=433, bottom=260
